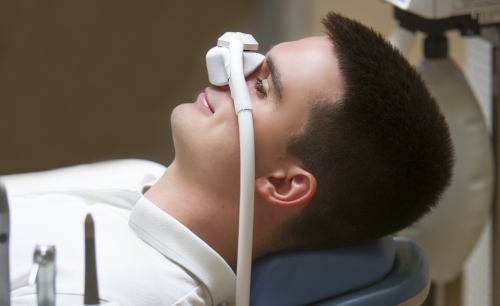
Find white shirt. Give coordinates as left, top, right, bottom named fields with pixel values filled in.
left=2, top=159, right=236, bottom=306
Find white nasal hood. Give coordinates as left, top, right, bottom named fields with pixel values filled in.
left=205, top=32, right=261, bottom=305
left=206, top=32, right=265, bottom=86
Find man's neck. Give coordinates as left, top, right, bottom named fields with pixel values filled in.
left=144, top=162, right=240, bottom=268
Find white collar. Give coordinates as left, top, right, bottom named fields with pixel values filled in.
left=129, top=196, right=236, bottom=304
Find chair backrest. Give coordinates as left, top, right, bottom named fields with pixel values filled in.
left=311, top=237, right=430, bottom=306
left=250, top=236, right=396, bottom=306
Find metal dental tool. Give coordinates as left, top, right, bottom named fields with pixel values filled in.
left=206, top=32, right=264, bottom=306
left=0, top=183, right=10, bottom=306
left=84, top=214, right=100, bottom=305
left=29, top=245, right=56, bottom=306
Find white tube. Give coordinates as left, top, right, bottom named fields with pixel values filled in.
left=229, top=34, right=253, bottom=113
left=235, top=111, right=255, bottom=306
left=229, top=33, right=255, bottom=306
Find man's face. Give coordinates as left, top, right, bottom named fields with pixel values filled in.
left=170, top=37, right=343, bottom=198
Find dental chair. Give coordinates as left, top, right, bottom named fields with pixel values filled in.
left=250, top=236, right=429, bottom=306
left=2, top=160, right=429, bottom=306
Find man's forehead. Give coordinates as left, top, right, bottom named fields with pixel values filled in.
left=262, top=37, right=334, bottom=73
left=263, top=36, right=343, bottom=103
left=265, top=36, right=330, bottom=53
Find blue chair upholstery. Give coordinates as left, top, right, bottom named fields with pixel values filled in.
left=250, top=236, right=429, bottom=306
left=250, top=236, right=396, bottom=306
left=312, top=237, right=429, bottom=305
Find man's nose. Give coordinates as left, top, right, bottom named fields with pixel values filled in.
left=212, top=74, right=255, bottom=98
left=212, top=85, right=230, bottom=93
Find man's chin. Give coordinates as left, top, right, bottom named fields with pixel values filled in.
left=170, top=103, right=193, bottom=129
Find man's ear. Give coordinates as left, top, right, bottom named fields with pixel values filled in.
left=255, top=166, right=317, bottom=206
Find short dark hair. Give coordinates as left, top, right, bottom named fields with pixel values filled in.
left=277, top=12, right=454, bottom=251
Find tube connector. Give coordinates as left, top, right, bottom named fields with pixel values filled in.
left=206, top=32, right=265, bottom=87
left=217, top=32, right=259, bottom=50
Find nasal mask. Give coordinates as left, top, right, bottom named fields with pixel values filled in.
left=206, top=32, right=265, bottom=111
left=205, top=32, right=264, bottom=306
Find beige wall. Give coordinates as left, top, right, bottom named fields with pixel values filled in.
left=0, top=1, right=255, bottom=175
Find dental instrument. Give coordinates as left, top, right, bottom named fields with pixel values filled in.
left=29, top=245, right=56, bottom=306
left=206, top=32, right=264, bottom=306
left=0, top=183, right=10, bottom=306
left=84, top=214, right=100, bottom=305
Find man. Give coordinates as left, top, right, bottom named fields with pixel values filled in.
left=7, top=12, right=453, bottom=305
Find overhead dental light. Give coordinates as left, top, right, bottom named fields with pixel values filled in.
left=386, top=0, right=500, bottom=19
left=385, top=1, right=500, bottom=305
left=206, top=32, right=265, bottom=306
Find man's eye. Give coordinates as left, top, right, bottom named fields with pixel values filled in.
left=254, top=78, right=267, bottom=98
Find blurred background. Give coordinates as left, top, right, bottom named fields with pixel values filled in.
left=0, top=1, right=472, bottom=304
left=0, top=1, right=257, bottom=174
left=0, top=0, right=465, bottom=175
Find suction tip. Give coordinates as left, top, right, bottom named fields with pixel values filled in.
left=85, top=214, right=95, bottom=239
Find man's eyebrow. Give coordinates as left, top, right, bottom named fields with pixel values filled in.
left=266, top=55, right=282, bottom=103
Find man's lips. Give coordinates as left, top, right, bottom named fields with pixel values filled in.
left=197, top=91, right=214, bottom=114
